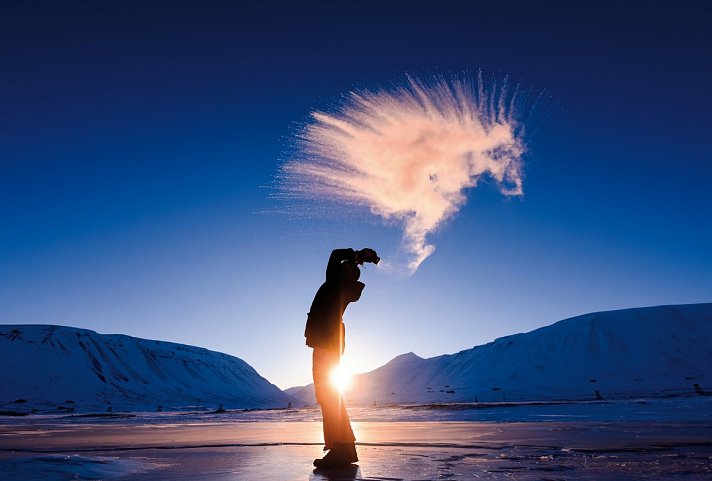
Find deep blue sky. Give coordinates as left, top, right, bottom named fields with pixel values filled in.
left=1, top=1, right=710, bottom=388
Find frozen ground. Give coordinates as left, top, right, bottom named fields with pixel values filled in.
left=1, top=398, right=710, bottom=480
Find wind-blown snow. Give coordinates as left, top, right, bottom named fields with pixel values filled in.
left=0, top=325, right=294, bottom=413
left=279, top=74, right=526, bottom=274
left=287, top=304, right=712, bottom=405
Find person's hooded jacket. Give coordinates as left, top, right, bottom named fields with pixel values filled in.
left=304, top=248, right=365, bottom=354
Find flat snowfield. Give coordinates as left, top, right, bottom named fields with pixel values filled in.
left=1, top=401, right=711, bottom=480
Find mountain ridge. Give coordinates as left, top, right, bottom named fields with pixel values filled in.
left=286, top=303, right=712, bottom=405
left=0, top=324, right=295, bottom=414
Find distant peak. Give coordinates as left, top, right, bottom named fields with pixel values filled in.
left=387, top=352, right=423, bottom=365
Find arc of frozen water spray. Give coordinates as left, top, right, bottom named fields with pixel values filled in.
left=279, top=73, right=526, bottom=274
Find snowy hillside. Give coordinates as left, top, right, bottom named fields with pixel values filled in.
left=287, top=304, right=712, bottom=405
left=0, top=325, right=294, bottom=414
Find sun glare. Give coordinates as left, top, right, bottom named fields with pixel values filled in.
left=329, top=364, right=353, bottom=394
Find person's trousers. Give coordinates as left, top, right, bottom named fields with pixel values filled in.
left=312, top=347, right=356, bottom=449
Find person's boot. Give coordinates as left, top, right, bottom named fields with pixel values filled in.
left=313, top=449, right=338, bottom=468
left=313, top=443, right=358, bottom=468
left=337, top=442, right=358, bottom=464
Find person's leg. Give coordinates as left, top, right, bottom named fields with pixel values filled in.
left=336, top=395, right=356, bottom=444
left=314, top=395, right=358, bottom=467
left=319, top=389, right=338, bottom=449
left=312, top=348, right=358, bottom=467
left=329, top=395, right=357, bottom=463
left=312, top=347, right=339, bottom=450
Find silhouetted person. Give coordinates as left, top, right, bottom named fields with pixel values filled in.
left=305, top=247, right=379, bottom=468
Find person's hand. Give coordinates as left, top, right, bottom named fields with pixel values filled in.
left=357, top=248, right=380, bottom=265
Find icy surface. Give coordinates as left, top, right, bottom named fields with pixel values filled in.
left=1, top=407, right=711, bottom=481
left=0, top=454, right=164, bottom=481
left=288, top=303, right=712, bottom=405
left=0, top=325, right=294, bottom=413
left=1, top=396, right=710, bottom=426
left=5, top=443, right=709, bottom=481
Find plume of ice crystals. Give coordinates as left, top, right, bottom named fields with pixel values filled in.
left=280, top=73, right=525, bottom=274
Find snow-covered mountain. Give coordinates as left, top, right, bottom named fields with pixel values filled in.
left=0, top=325, right=294, bottom=414
left=287, top=304, right=712, bottom=405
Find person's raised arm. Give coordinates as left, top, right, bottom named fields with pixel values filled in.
left=325, top=248, right=356, bottom=282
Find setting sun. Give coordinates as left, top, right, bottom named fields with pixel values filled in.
left=329, top=364, right=353, bottom=394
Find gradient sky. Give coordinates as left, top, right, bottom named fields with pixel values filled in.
left=1, top=1, right=710, bottom=389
